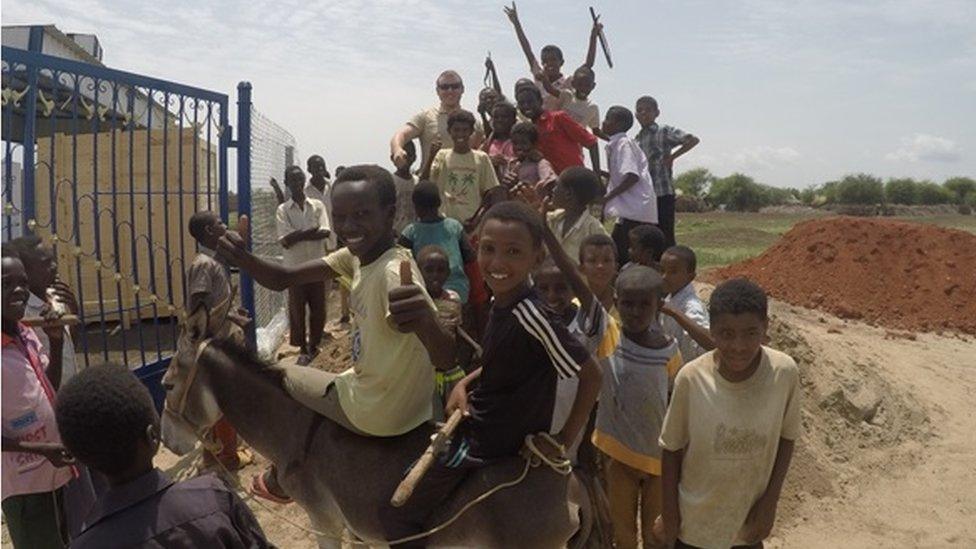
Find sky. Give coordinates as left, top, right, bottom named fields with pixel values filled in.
left=3, top=0, right=975, bottom=188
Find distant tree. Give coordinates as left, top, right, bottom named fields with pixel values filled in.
left=674, top=167, right=714, bottom=198
left=708, top=173, right=767, bottom=211
left=943, top=176, right=976, bottom=204
left=799, top=187, right=818, bottom=205
left=916, top=181, right=953, bottom=205
left=965, top=190, right=976, bottom=208
left=884, top=178, right=918, bottom=205
left=760, top=185, right=796, bottom=206
left=820, top=181, right=840, bottom=204
left=835, top=173, right=884, bottom=205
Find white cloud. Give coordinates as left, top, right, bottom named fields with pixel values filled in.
left=885, top=134, right=961, bottom=163
left=728, top=146, right=800, bottom=170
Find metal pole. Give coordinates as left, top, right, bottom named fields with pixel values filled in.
left=236, top=82, right=256, bottom=347
left=22, top=26, right=45, bottom=231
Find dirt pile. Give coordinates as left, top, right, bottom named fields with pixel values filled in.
left=715, top=217, right=976, bottom=334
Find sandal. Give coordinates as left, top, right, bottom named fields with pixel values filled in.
left=251, top=468, right=293, bottom=504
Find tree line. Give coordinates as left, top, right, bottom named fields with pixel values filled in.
left=674, top=169, right=976, bottom=212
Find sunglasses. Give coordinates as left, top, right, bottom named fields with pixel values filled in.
left=438, top=83, right=462, bottom=91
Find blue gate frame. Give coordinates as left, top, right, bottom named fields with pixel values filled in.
left=2, top=35, right=253, bottom=410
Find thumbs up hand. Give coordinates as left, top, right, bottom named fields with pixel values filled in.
left=388, top=259, right=435, bottom=334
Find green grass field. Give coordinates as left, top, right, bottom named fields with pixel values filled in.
left=676, top=212, right=976, bottom=270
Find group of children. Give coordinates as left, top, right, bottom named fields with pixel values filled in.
left=0, top=8, right=797, bottom=549
left=221, top=7, right=790, bottom=548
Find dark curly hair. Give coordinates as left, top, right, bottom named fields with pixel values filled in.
left=333, top=164, right=397, bottom=207
left=616, top=264, right=665, bottom=299
left=578, top=233, right=616, bottom=264
left=480, top=200, right=544, bottom=248
left=412, top=181, right=442, bottom=210
left=663, top=245, right=697, bottom=273
left=447, top=109, right=476, bottom=130
left=709, top=278, right=768, bottom=321
left=55, top=363, right=159, bottom=475
left=630, top=224, right=667, bottom=262
left=558, top=167, right=604, bottom=206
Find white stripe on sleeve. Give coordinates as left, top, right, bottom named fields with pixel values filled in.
left=513, top=299, right=581, bottom=379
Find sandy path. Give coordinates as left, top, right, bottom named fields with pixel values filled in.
left=762, top=298, right=976, bottom=548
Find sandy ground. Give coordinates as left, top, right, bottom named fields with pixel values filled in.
left=4, top=291, right=974, bottom=548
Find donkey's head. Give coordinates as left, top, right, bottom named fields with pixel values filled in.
left=160, top=306, right=224, bottom=455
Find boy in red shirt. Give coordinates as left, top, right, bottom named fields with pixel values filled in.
left=515, top=82, right=599, bottom=175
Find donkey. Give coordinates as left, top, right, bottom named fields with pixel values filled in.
left=161, top=334, right=591, bottom=549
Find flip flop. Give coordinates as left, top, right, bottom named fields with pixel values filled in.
left=251, top=468, right=293, bottom=504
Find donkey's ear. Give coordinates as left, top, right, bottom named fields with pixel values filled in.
left=184, top=304, right=211, bottom=340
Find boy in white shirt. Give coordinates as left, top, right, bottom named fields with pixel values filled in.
left=657, top=278, right=801, bottom=549
left=275, top=166, right=332, bottom=365
left=601, top=106, right=657, bottom=267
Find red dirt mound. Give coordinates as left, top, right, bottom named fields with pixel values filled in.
left=715, top=217, right=976, bottom=334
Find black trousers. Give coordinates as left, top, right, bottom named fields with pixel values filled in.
left=657, top=194, right=676, bottom=248
left=288, top=280, right=326, bottom=351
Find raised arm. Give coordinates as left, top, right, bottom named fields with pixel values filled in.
left=540, top=204, right=595, bottom=311
left=420, top=140, right=442, bottom=181
left=217, top=231, right=335, bottom=291
left=504, top=3, right=540, bottom=72
left=584, top=16, right=602, bottom=68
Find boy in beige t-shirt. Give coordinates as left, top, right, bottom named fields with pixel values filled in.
left=657, top=278, right=801, bottom=549
left=424, top=110, right=501, bottom=227
left=218, top=165, right=456, bottom=503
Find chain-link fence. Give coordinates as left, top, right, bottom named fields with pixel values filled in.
left=248, top=107, right=298, bottom=359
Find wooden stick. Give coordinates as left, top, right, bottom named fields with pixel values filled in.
left=21, top=315, right=80, bottom=328
left=391, top=409, right=465, bottom=507
left=457, top=326, right=483, bottom=358
left=590, top=7, right=613, bottom=68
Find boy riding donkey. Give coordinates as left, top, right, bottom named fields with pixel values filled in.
left=214, top=167, right=600, bottom=547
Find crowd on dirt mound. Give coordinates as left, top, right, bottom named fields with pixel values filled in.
left=2, top=6, right=816, bottom=549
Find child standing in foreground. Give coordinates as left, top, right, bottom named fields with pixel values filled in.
left=592, top=265, right=683, bottom=549
left=546, top=166, right=608, bottom=265
left=380, top=201, right=602, bottom=547
left=424, top=110, right=502, bottom=227
left=660, top=245, right=713, bottom=362
left=656, top=278, right=800, bottom=549
left=2, top=249, right=74, bottom=549
left=56, top=365, right=272, bottom=548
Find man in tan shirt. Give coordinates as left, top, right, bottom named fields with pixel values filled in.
left=390, top=70, right=485, bottom=173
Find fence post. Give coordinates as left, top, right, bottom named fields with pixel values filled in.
left=21, top=26, right=45, bottom=232
left=236, top=82, right=256, bottom=346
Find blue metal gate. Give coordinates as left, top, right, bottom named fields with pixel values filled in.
left=2, top=35, right=244, bottom=409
